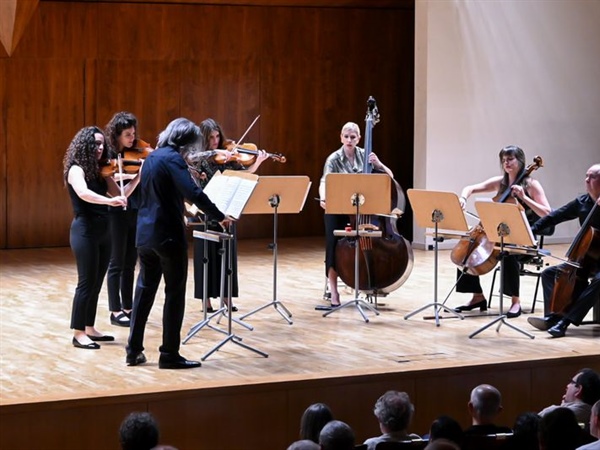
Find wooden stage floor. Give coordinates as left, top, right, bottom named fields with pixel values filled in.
left=1, top=237, right=599, bottom=449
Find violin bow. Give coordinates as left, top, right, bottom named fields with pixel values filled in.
left=231, top=115, right=260, bottom=152
left=116, top=154, right=127, bottom=211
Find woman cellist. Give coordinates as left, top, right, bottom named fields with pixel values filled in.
left=453, top=145, right=551, bottom=318
left=318, top=121, right=395, bottom=309
left=527, top=163, right=600, bottom=337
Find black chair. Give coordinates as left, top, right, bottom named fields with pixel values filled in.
left=462, top=433, right=513, bottom=450
left=488, top=235, right=548, bottom=314
left=374, top=440, right=429, bottom=450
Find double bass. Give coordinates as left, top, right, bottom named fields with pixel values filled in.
left=450, top=156, right=544, bottom=276
left=334, top=97, right=413, bottom=294
left=549, top=201, right=600, bottom=314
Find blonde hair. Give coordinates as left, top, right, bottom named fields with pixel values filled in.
left=340, top=122, right=360, bottom=136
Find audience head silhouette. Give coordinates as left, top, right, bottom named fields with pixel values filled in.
left=429, top=415, right=463, bottom=446
left=319, top=420, right=355, bottom=450
left=510, top=411, right=540, bottom=450
left=119, top=412, right=159, bottom=450
left=538, top=407, right=583, bottom=450
left=590, top=400, right=600, bottom=439
left=300, top=403, right=334, bottom=443
left=287, top=439, right=321, bottom=450
left=424, top=439, right=460, bottom=450
left=468, top=384, right=503, bottom=425
left=373, top=390, right=414, bottom=433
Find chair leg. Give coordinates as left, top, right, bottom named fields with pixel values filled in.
left=488, top=267, right=499, bottom=308
left=530, top=274, right=542, bottom=314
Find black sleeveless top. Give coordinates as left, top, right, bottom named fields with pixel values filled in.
left=67, top=170, right=109, bottom=218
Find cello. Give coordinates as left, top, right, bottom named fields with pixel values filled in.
left=334, top=97, right=414, bottom=294
left=549, top=201, right=600, bottom=314
left=450, top=156, right=544, bottom=276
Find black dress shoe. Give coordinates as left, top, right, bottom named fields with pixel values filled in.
left=87, top=334, right=115, bottom=342
left=506, top=305, right=522, bottom=319
left=110, top=312, right=130, bottom=327
left=72, top=337, right=100, bottom=350
left=126, top=352, right=147, bottom=366
left=454, top=299, right=488, bottom=313
left=205, top=306, right=215, bottom=313
left=528, top=315, right=559, bottom=331
left=548, top=318, right=570, bottom=338
left=158, top=355, right=201, bottom=370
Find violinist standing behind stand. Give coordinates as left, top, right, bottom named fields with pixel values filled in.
left=453, top=146, right=551, bottom=318
left=527, top=163, right=600, bottom=338
left=318, top=122, right=395, bottom=309
left=105, top=112, right=153, bottom=328
left=63, top=126, right=140, bottom=349
left=189, top=118, right=268, bottom=313
left=126, top=118, right=232, bottom=369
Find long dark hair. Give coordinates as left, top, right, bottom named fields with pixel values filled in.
left=105, top=111, right=138, bottom=157
left=62, top=126, right=107, bottom=185
left=157, top=118, right=200, bottom=149
left=498, top=145, right=528, bottom=193
left=299, top=403, right=333, bottom=443
left=199, top=118, right=227, bottom=150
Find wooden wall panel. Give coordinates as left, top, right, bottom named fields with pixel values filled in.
left=95, top=60, right=181, bottom=144
left=0, top=61, right=6, bottom=247
left=6, top=60, right=85, bottom=247
left=2, top=356, right=597, bottom=450
left=97, top=3, right=185, bottom=61
left=11, top=2, right=97, bottom=59
left=1, top=1, right=414, bottom=248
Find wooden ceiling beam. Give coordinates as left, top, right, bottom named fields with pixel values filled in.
left=0, top=0, right=39, bottom=56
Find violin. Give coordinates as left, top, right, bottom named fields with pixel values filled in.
left=100, top=139, right=152, bottom=177
left=212, top=142, right=286, bottom=166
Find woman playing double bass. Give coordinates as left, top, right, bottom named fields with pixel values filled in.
left=453, top=145, right=551, bottom=318
left=318, top=121, right=394, bottom=309
left=527, top=163, right=600, bottom=337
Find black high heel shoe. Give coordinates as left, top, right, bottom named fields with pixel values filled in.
left=454, top=299, right=488, bottom=313
left=506, top=305, right=522, bottom=319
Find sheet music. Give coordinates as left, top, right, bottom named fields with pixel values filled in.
left=202, top=171, right=258, bottom=219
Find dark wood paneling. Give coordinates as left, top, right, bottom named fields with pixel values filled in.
left=1, top=356, right=598, bottom=450
left=2, top=1, right=414, bottom=247
left=95, top=60, right=182, bottom=144
left=11, top=2, right=97, bottom=59
left=97, top=3, right=185, bottom=61
left=54, top=0, right=412, bottom=8
left=0, top=60, right=6, bottom=247
left=6, top=60, right=85, bottom=247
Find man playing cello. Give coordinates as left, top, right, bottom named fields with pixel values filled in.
left=528, top=163, right=600, bottom=338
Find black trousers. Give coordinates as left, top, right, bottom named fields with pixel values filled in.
left=541, top=264, right=600, bottom=324
left=127, top=241, right=188, bottom=357
left=69, top=215, right=111, bottom=330
left=107, top=208, right=138, bottom=311
left=324, top=214, right=349, bottom=276
left=456, top=254, right=521, bottom=297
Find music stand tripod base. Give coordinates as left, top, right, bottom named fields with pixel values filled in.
left=468, top=201, right=537, bottom=340
left=324, top=229, right=383, bottom=323
left=195, top=228, right=268, bottom=360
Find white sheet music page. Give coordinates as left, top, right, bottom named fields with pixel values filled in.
left=202, top=170, right=258, bottom=219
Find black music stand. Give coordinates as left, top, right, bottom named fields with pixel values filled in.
left=469, top=201, right=535, bottom=339
left=182, top=215, right=229, bottom=343
left=323, top=173, right=391, bottom=323
left=200, top=225, right=268, bottom=360
left=404, top=190, right=468, bottom=326
left=239, top=175, right=311, bottom=324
